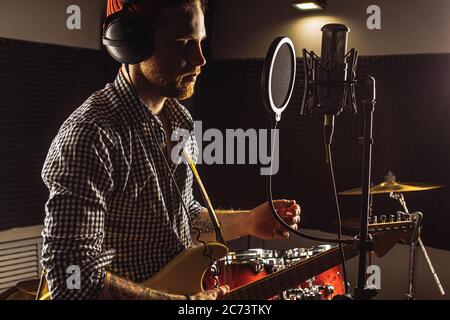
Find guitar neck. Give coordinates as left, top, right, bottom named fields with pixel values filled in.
left=221, top=244, right=358, bottom=300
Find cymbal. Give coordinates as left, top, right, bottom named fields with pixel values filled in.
left=339, top=181, right=443, bottom=195
left=339, top=171, right=443, bottom=195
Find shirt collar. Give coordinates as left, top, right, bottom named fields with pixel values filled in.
left=164, top=99, right=195, bottom=132
left=113, top=70, right=194, bottom=132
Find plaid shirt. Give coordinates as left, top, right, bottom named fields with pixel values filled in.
left=41, top=71, right=204, bottom=300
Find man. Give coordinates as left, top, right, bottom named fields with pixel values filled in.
left=41, top=0, right=301, bottom=300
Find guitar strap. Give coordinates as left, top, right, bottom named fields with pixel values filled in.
left=35, top=269, right=47, bottom=300
left=182, top=148, right=226, bottom=245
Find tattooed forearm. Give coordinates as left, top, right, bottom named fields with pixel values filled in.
left=190, top=208, right=251, bottom=242
left=192, top=216, right=215, bottom=234
left=99, top=272, right=186, bottom=300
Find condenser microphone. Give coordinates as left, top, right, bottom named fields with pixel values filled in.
left=321, top=24, right=349, bottom=146
left=301, top=24, right=358, bottom=147
left=319, top=24, right=350, bottom=116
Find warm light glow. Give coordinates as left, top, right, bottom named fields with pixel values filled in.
left=289, top=15, right=342, bottom=54
left=292, top=1, right=325, bottom=11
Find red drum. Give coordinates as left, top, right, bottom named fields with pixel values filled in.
left=313, top=265, right=344, bottom=299
left=280, top=245, right=344, bottom=300
left=203, top=249, right=282, bottom=291
left=278, top=265, right=343, bottom=300
left=203, top=246, right=345, bottom=300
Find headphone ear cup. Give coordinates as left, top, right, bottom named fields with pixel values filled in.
left=103, top=11, right=154, bottom=65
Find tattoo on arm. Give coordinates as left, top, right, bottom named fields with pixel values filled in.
left=190, top=209, right=251, bottom=241
left=100, top=272, right=185, bottom=300
left=192, top=216, right=215, bottom=234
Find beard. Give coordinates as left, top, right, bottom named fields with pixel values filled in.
left=140, top=59, right=200, bottom=100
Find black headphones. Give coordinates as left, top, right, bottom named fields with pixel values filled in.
left=102, top=0, right=154, bottom=65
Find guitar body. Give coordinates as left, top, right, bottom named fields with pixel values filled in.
left=141, top=242, right=228, bottom=295
left=30, top=242, right=228, bottom=300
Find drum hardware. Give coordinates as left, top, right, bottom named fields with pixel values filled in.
left=203, top=249, right=274, bottom=291
left=340, top=171, right=445, bottom=299
left=275, top=263, right=342, bottom=300
left=281, top=287, right=323, bottom=300
left=389, top=192, right=445, bottom=299
left=204, top=246, right=345, bottom=300
left=280, top=246, right=345, bottom=300
left=323, top=284, right=335, bottom=296
left=223, top=249, right=280, bottom=273
left=276, top=245, right=344, bottom=300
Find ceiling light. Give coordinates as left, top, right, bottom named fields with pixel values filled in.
left=292, top=1, right=326, bottom=11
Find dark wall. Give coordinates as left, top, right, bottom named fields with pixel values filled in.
left=1, top=42, right=449, bottom=252
left=0, top=37, right=115, bottom=230
left=193, top=54, right=450, bottom=251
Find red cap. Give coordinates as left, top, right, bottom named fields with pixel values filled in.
left=106, top=0, right=164, bottom=17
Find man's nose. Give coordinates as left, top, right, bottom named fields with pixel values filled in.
left=189, top=42, right=206, bottom=68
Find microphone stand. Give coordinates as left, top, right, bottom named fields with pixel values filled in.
left=389, top=192, right=446, bottom=299
left=302, top=48, right=381, bottom=300
left=354, top=76, right=378, bottom=300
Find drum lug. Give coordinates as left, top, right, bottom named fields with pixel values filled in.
left=251, top=259, right=265, bottom=273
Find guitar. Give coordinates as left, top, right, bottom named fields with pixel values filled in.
left=35, top=218, right=416, bottom=300
left=144, top=218, right=416, bottom=300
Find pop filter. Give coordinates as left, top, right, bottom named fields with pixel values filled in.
left=261, top=37, right=296, bottom=121
left=262, top=35, right=353, bottom=246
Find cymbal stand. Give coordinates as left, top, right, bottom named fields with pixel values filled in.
left=389, top=192, right=445, bottom=299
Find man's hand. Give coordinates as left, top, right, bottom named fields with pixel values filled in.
left=189, top=285, right=230, bottom=300
left=247, top=199, right=301, bottom=239
left=191, top=200, right=301, bottom=242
